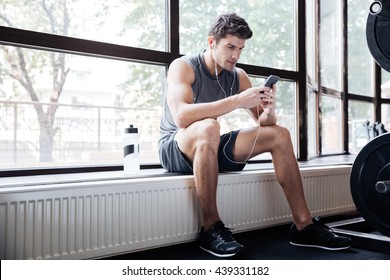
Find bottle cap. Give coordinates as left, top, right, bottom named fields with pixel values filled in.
left=125, top=124, right=138, bottom=133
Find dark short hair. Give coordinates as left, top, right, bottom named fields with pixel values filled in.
left=208, top=13, right=253, bottom=42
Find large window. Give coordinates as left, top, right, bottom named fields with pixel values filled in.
left=0, top=0, right=167, bottom=170
left=1, top=0, right=299, bottom=172
left=0, top=47, right=164, bottom=169
left=318, top=0, right=383, bottom=155
left=0, top=0, right=388, bottom=174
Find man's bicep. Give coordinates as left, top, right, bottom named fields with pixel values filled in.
left=166, top=60, right=194, bottom=112
left=166, top=82, right=193, bottom=121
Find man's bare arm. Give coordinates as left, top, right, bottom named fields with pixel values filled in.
left=167, top=59, right=242, bottom=128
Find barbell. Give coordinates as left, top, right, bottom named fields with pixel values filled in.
left=350, top=132, right=390, bottom=237
left=350, top=0, right=390, bottom=237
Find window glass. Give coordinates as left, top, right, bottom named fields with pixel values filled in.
left=347, top=0, right=374, bottom=96
left=382, top=71, right=390, bottom=98
left=320, top=0, right=342, bottom=91
left=0, top=0, right=166, bottom=51
left=321, top=94, right=342, bottom=153
left=0, top=46, right=165, bottom=169
left=348, top=100, right=374, bottom=154
left=381, top=104, right=390, bottom=132
left=179, top=0, right=296, bottom=70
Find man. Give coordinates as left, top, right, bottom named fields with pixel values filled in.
left=158, top=13, right=352, bottom=257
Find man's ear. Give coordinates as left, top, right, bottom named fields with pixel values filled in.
left=207, top=36, right=216, bottom=50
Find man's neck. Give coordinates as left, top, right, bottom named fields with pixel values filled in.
left=202, top=50, right=222, bottom=76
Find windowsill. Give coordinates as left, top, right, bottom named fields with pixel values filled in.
left=0, top=154, right=356, bottom=188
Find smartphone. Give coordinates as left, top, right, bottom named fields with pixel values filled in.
left=264, top=75, right=280, bottom=88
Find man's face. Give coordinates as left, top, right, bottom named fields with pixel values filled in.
left=213, top=34, right=246, bottom=71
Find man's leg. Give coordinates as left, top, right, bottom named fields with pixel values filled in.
left=175, top=118, right=244, bottom=257
left=175, top=118, right=221, bottom=230
left=234, top=124, right=312, bottom=229
left=233, top=124, right=352, bottom=250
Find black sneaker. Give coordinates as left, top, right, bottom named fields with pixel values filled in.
left=290, top=217, right=352, bottom=250
left=199, top=221, right=244, bottom=257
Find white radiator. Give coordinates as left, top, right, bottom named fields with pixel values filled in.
left=0, top=165, right=355, bottom=260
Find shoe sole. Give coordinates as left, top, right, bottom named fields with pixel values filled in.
left=290, top=241, right=351, bottom=251
left=199, top=246, right=242, bottom=258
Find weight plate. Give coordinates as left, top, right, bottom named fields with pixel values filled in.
left=366, top=0, right=390, bottom=72
left=351, top=132, right=390, bottom=237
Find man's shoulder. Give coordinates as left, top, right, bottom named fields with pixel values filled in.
left=170, top=54, right=200, bottom=74
left=169, top=57, right=194, bottom=73
left=168, top=56, right=196, bottom=85
left=180, top=53, right=201, bottom=69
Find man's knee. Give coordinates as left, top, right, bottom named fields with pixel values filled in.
left=272, top=125, right=293, bottom=146
left=263, top=125, right=292, bottom=145
left=195, top=119, right=221, bottom=150
left=201, top=118, right=220, bottom=137
left=277, top=125, right=291, bottom=139
left=190, top=118, right=220, bottom=139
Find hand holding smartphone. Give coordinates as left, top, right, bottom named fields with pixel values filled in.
left=260, top=75, right=279, bottom=105
left=264, top=75, right=280, bottom=88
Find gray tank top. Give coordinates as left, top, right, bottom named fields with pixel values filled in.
left=159, top=52, right=240, bottom=146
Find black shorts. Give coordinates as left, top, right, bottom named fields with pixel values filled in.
left=159, top=130, right=246, bottom=173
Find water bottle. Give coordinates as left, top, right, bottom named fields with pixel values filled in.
left=123, top=124, right=140, bottom=175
